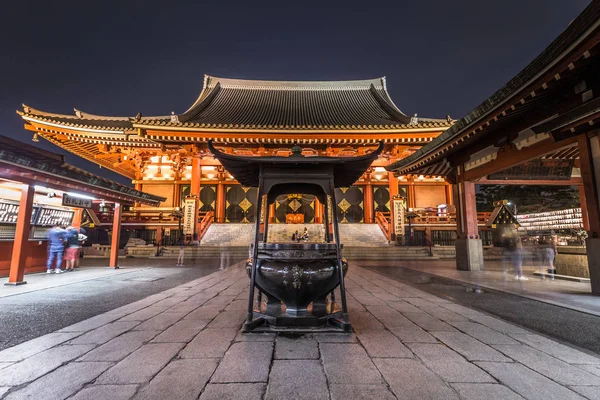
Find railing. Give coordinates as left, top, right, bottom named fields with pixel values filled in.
left=375, top=211, right=391, bottom=241
left=409, top=211, right=491, bottom=225
left=197, top=211, right=214, bottom=241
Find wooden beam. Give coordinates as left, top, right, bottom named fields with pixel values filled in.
left=463, top=136, right=579, bottom=181
left=476, top=177, right=582, bottom=186
left=6, top=184, right=34, bottom=285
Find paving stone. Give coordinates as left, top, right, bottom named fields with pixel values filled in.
left=164, top=301, right=202, bottom=314
left=180, top=328, right=238, bottom=358
left=374, top=358, right=459, bottom=400
left=357, top=330, right=413, bottom=358
left=151, top=296, right=187, bottom=308
left=313, top=333, right=358, bottom=343
left=274, top=336, right=319, bottom=359
left=350, top=311, right=386, bottom=333
left=225, top=299, right=248, bottom=311
left=418, top=305, right=470, bottom=322
left=4, top=361, right=113, bottom=400
left=387, top=301, right=425, bottom=314
left=211, top=341, right=273, bottom=383
left=150, top=318, right=209, bottom=343
left=387, top=322, right=438, bottom=343
left=133, top=311, right=187, bottom=331
left=431, top=331, right=511, bottom=362
left=58, top=312, right=123, bottom=332
left=320, top=343, right=383, bottom=384
left=493, top=344, right=600, bottom=386
left=133, top=358, right=218, bottom=400
left=79, top=330, right=159, bottom=362
left=449, top=321, right=519, bottom=345
left=0, top=344, right=94, bottom=386
left=119, top=306, right=171, bottom=322
left=95, top=342, right=185, bottom=384
left=186, top=293, right=216, bottom=306
left=569, top=385, right=600, bottom=400
left=476, top=361, right=586, bottom=400
left=329, top=384, right=396, bottom=400
left=406, top=343, right=495, bottom=383
left=465, top=314, right=528, bottom=335
left=106, top=302, right=149, bottom=316
left=404, top=297, right=437, bottom=308
left=236, top=332, right=277, bottom=342
left=372, top=291, right=401, bottom=301
left=203, top=295, right=237, bottom=309
left=200, top=383, right=265, bottom=400
left=69, top=321, right=139, bottom=345
left=265, top=360, right=328, bottom=400
left=0, top=331, right=82, bottom=362
left=206, top=310, right=245, bottom=328
left=402, top=312, right=457, bottom=331
left=0, top=362, right=12, bottom=370
left=0, top=387, right=9, bottom=397
left=71, top=384, right=138, bottom=400
left=509, top=333, right=600, bottom=364
left=579, top=364, right=600, bottom=377
left=451, top=383, right=524, bottom=399
left=352, top=294, right=387, bottom=306
left=184, top=306, right=221, bottom=321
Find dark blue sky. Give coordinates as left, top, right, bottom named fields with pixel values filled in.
left=0, top=0, right=591, bottom=185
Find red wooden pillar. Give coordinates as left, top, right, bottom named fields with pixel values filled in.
left=453, top=166, right=483, bottom=271
left=408, top=178, right=416, bottom=209
left=109, top=203, right=122, bottom=269
left=445, top=183, right=454, bottom=206
left=578, top=134, right=600, bottom=294
left=6, top=184, right=34, bottom=285
left=191, top=156, right=202, bottom=235
left=364, top=183, right=374, bottom=223
left=216, top=183, right=225, bottom=223
left=314, top=199, right=322, bottom=224
left=72, top=208, right=83, bottom=229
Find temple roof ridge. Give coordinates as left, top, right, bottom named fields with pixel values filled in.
left=203, top=75, right=388, bottom=90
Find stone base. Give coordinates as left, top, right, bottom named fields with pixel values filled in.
left=586, top=238, right=600, bottom=295
left=455, top=238, right=483, bottom=271
left=4, top=280, right=27, bottom=286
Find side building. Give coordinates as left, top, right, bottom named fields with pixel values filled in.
left=18, top=76, right=454, bottom=244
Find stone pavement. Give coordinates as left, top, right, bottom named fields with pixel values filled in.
left=1, top=262, right=599, bottom=400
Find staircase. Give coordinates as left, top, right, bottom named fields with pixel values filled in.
left=342, top=246, right=434, bottom=260
left=338, top=224, right=390, bottom=247
left=200, top=224, right=255, bottom=246
left=267, top=224, right=326, bottom=243
left=159, top=246, right=249, bottom=260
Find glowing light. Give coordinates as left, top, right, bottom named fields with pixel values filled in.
left=207, top=173, right=215, bottom=179
left=418, top=175, right=425, bottom=180
left=66, top=192, right=96, bottom=200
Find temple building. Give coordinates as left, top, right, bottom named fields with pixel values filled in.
left=17, top=76, right=453, bottom=242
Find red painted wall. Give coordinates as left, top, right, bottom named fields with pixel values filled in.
left=0, top=241, right=49, bottom=277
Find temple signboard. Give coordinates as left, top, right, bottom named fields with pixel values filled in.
left=392, top=197, right=405, bottom=239
left=62, top=193, right=92, bottom=209
left=183, top=198, right=196, bottom=235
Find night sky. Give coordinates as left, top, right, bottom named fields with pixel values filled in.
left=0, top=0, right=591, bottom=186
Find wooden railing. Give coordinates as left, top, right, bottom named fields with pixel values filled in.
left=375, top=211, right=391, bottom=241
left=197, top=211, right=214, bottom=241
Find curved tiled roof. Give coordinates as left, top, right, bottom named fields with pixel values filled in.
left=18, top=76, right=451, bottom=133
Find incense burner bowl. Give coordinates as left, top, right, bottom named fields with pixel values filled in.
left=246, top=243, right=348, bottom=315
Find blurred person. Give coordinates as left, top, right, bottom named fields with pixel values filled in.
left=46, top=225, right=66, bottom=274
left=64, top=226, right=79, bottom=271
left=509, top=234, right=527, bottom=280
left=540, top=235, right=557, bottom=280
left=177, top=242, right=185, bottom=266
left=220, top=246, right=231, bottom=270
left=301, top=227, right=309, bottom=242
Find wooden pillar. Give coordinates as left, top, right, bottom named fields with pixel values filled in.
left=453, top=166, right=483, bottom=271
left=191, top=156, right=202, bottom=235
left=579, top=185, right=590, bottom=232
left=109, top=203, right=122, bottom=269
left=156, top=226, right=163, bottom=246
left=6, top=184, right=34, bottom=285
left=445, top=183, right=454, bottom=206
left=216, top=183, right=225, bottom=223
left=269, top=203, right=276, bottom=223
left=388, top=173, right=399, bottom=198
left=578, top=134, right=600, bottom=294
left=72, top=208, right=83, bottom=229
left=364, top=183, right=374, bottom=223
left=314, top=199, right=322, bottom=224
left=408, top=177, right=416, bottom=209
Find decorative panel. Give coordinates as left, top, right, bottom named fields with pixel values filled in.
left=179, top=184, right=191, bottom=207
left=398, top=185, right=409, bottom=202
left=274, top=194, right=315, bottom=223
left=142, top=184, right=174, bottom=207
left=225, top=185, right=258, bottom=223
left=199, top=185, right=216, bottom=212
left=335, top=186, right=364, bottom=223
left=414, top=185, right=446, bottom=208
left=373, top=186, right=390, bottom=214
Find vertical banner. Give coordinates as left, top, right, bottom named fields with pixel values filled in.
left=392, top=197, right=405, bottom=240
left=183, top=198, right=196, bottom=235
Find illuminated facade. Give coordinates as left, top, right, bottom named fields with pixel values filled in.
left=18, top=76, right=453, bottom=240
